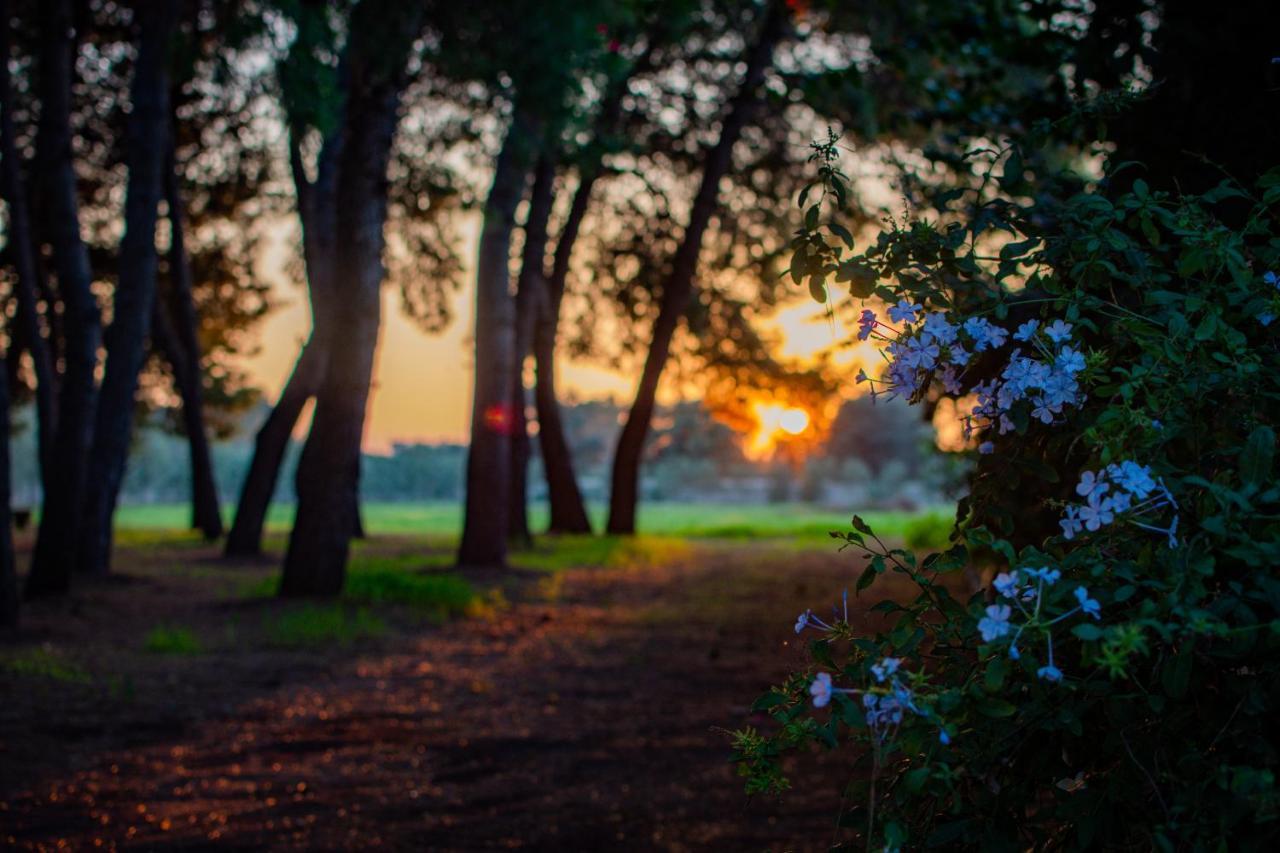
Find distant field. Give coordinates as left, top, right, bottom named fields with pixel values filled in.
left=112, top=501, right=952, bottom=541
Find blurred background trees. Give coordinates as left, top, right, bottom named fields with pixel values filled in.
left=0, top=0, right=1273, bottom=624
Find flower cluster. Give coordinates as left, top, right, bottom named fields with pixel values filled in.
left=810, top=656, right=951, bottom=745
left=1059, top=461, right=1179, bottom=546
left=979, top=567, right=1101, bottom=682
left=856, top=304, right=1086, bottom=440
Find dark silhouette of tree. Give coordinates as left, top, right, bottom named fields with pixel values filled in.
left=25, top=0, right=104, bottom=597
left=78, top=0, right=177, bottom=578
left=280, top=0, right=426, bottom=595
left=607, top=0, right=789, bottom=533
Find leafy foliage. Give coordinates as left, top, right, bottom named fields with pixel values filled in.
left=735, top=125, right=1280, bottom=849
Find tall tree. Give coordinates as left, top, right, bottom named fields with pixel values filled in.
left=0, top=0, right=56, bottom=487
left=457, top=112, right=538, bottom=567
left=606, top=0, right=787, bottom=533
left=25, top=0, right=104, bottom=597
left=507, top=155, right=557, bottom=545
left=0, top=330, right=15, bottom=629
left=78, top=0, right=177, bottom=577
left=160, top=140, right=223, bottom=539
left=528, top=30, right=664, bottom=536
left=279, top=0, right=424, bottom=595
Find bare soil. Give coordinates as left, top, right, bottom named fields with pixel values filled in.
left=0, top=533, right=916, bottom=851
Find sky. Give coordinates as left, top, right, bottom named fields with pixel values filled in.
left=242, top=222, right=858, bottom=454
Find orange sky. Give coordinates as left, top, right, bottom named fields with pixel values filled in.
left=243, top=221, right=866, bottom=454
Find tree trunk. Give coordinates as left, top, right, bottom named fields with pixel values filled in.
left=26, top=0, right=104, bottom=598
left=606, top=2, right=785, bottom=534
left=457, top=115, right=537, bottom=568
left=78, top=0, right=176, bottom=577
left=508, top=156, right=557, bottom=546
left=280, top=4, right=415, bottom=594
left=0, top=1, right=57, bottom=487
left=0, top=342, right=16, bottom=629
left=162, top=142, right=223, bottom=539
left=224, top=112, right=344, bottom=557
left=533, top=167, right=595, bottom=534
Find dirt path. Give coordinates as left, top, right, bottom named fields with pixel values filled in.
left=1, top=541, right=899, bottom=850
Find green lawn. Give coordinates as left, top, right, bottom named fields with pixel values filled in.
left=111, top=501, right=950, bottom=541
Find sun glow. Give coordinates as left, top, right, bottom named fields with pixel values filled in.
left=746, top=403, right=812, bottom=458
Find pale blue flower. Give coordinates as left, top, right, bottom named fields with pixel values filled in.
left=1075, top=470, right=1105, bottom=498
left=978, top=604, right=1013, bottom=642
left=810, top=672, right=833, bottom=707
left=939, top=729, right=951, bottom=745
left=979, top=441, right=994, bottom=455
left=993, top=571, right=1020, bottom=598
left=1044, top=320, right=1073, bottom=343
left=888, top=299, right=922, bottom=324
left=923, top=312, right=957, bottom=344
left=1055, top=346, right=1086, bottom=375
left=1037, top=664, right=1063, bottom=682
left=857, top=309, right=877, bottom=341
left=1060, top=505, right=1083, bottom=539
left=1013, top=319, right=1040, bottom=341
left=1074, top=586, right=1101, bottom=619
left=1261, top=313, right=1276, bottom=327
left=949, top=344, right=971, bottom=366
left=1079, top=491, right=1114, bottom=531
left=794, top=611, right=810, bottom=634
left=1024, top=567, right=1061, bottom=585
left=1264, top=271, right=1278, bottom=288
left=870, top=657, right=901, bottom=683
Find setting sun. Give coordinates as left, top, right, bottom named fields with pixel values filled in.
left=745, top=402, right=812, bottom=458
left=778, top=407, right=810, bottom=435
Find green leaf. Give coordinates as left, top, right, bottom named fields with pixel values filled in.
left=856, top=564, right=877, bottom=592
left=1072, top=623, right=1104, bottom=641
left=975, top=696, right=1017, bottom=718
left=1240, top=425, right=1276, bottom=488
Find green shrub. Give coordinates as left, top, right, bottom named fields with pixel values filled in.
left=143, top=625, right=203, bottom=655
left=343, top=568, right=475, bottom=615
left=2, top=647, right=91, bottom=683
left=736, top=130, right=1280, bottom=849
left=901, top=511, right=952, bottom=552
left=266, top=604, right=386, bottom=647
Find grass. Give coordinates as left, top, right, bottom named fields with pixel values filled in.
left=343, top=568, right=476, bottom=616
left=143, top=625, right=204, bottom=655
left=265, top=604, right=387, bottom=648
left=1, top=647, right=92, bottom=683
left=112, top=501, right=950, bottom=541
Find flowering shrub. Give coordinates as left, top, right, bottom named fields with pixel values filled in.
left=733, top=131, right=1280, bottom=849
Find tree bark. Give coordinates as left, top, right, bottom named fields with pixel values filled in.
left=26, top=0, right=104, bottom=598
left=224, top=115, right=344, bottom=557
left=280, top=4, right=417, bottom=595
left=532, top=169, right=594, bottom=534
left=162, top=142, right=223, bottom=539
left=508, top=156, right=557, bottom=545
left=0, top=0, right=57, bottom=487
left=78, top=0, right=176, bottom=577
left=606, top=2, right=785, bottom=534
left=457, top=114, right=537, bottom=568
left=0, top=342, right=16, bottom=628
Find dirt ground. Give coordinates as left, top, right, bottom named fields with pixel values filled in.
left=0, top=533, right=916, bottom=851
